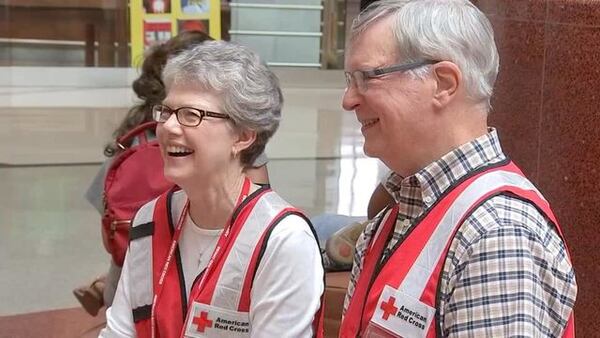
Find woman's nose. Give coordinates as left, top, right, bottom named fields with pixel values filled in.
left=161, top=113, right=182, bottom=133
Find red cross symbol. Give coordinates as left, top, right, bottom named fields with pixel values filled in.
left=380, top=296, right=398, bottom=320
left=192, top=311, right=213, bottom=333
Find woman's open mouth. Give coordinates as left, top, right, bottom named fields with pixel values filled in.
left=166, top=145, right=194, bottom=157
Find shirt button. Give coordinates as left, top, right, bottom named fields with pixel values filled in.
left=402, top=219, right=411, bottom=227
left=424, top=196, right=433, bottom=204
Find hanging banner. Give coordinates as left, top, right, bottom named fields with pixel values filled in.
left=130, top=0, right=221, bottom=66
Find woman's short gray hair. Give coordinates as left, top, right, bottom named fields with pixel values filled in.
left=352, top=0, right=499, bottom=112
left=162, top=40, right=282, bottom=166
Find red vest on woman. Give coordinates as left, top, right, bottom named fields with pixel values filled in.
left=339, top=161, right=574, bottom=338
left=128, top=184, right=324, bottom=338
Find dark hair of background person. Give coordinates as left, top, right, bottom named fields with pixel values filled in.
left=104, top=30, right=213, bottom=157
left=360, top=0, right=379, bottom=11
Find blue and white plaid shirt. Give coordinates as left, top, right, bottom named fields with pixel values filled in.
left=344, top=129, right=577, bottom=337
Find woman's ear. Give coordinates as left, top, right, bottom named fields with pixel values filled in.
left=233, top=128, right=257, bottom=155
left=431, top=61, right=461, bottom=109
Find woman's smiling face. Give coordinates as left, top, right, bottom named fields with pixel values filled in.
left=156, top=82, right=238, bottom=186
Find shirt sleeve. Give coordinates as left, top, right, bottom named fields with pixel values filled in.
left=249, top=214, right=324, bottom=337
left=441, top=212, right=577, bottom=337
left=343, top=217, right=379, bottom=316
left=98, top=247, right=136, bottom=338
left=85, top=158, right=111, bottom=214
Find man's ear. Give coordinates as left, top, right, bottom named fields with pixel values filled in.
left=233, top=128, right=257, bottom=154
left=431, top=61, right=461, bottom=109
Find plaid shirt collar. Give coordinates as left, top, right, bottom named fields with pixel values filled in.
left=385, top=128, right=506, bottom=217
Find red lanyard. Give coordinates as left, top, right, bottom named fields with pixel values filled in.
left=150, top=177, right=252, bottom=338
left=188, top=177, right=252, bottom=299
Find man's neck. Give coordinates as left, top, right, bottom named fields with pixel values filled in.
left=387, top=105, right=489, bottom=177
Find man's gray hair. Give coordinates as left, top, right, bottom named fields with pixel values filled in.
left=352, top=0, right=499, bottom=111
left=162, top=40, right=282, bottom=166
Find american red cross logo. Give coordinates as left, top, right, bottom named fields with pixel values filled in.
left=380, top=296, right=398, bottom=320
left=192, top=311, right=213, bottom=333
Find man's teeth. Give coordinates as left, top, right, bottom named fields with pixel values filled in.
left=167, top=145, right=193, bottom=154
left=363, top=118, right=379, bottom=127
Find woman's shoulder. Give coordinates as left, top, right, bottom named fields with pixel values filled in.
left=267, top=212, right=317, bottom=245
left=257, top=191, right=313, bottom=235
left=133, top=189, right=186, bottom=226
left=254, top=212, right=322, bottom=277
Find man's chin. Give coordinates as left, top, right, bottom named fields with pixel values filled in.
left=363, top=143, right=381, bottom=159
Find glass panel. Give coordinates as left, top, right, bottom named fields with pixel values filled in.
left=1, top=0, right=130, bottom=67
left=228, top=0, right=346, bottom=68
left=232, top=0, right=322, bottom=5
left=231, top=34, right=322, bottom=65
left=231, top=7, right=321, bottom=32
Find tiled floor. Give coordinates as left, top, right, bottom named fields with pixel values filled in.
left=0, top=67, right=386, bottom=333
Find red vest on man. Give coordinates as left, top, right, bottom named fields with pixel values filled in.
left=128, top=186, right=324, bottom=338
left=339, top=161, right=575, bottom=337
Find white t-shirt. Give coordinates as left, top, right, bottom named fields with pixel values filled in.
left=179, top=213, right=222, bottom=292
left=100, top=190, right=323, bottom=338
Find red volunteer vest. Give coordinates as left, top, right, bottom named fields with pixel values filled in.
left=130, top=185, right=324, bottom=338
left=340, top=161, right=575, bottom=338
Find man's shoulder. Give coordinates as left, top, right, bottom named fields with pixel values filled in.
left=452, top=193, right=565, bottom=257
left=481, top=193, right=555, bottom=235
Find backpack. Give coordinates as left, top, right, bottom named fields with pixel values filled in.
left=101, top=121, right=173, bottom=266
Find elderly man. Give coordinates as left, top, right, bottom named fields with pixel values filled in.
left=339, top=1, right=577, bottom=337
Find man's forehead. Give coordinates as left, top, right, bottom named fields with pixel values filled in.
left=345, top=37, right=398, bottom=70
left=345, top=17, right=398, bottom=69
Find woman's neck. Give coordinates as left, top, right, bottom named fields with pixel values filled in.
left=185, top=172, right=247, bottom=230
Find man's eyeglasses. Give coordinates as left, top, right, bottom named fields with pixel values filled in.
left=152, top=104, right=230, bottom=127
left=344, top=60, right=438, bottom=93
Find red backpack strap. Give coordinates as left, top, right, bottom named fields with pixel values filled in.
left=116, top=121, right=157, bottom=149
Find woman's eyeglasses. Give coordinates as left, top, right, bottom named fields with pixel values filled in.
left=152, top=104, right=230, bottom=127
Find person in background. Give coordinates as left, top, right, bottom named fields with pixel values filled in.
left=360, top=0, right=379, bottom=11
left=339, top=0, right=576, bottom=337
left=314, top=161, right=395, bottom=271
left=100, top=40, right=324, bottom=337
left=74, top=31, right=269, bottom=316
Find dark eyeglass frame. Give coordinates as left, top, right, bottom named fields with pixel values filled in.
left=345, top=59, right=439, bottom=92
left=152, top=104, right=230, bottom=127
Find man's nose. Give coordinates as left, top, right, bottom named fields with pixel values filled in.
left=342, top=84, right=360, bottom=112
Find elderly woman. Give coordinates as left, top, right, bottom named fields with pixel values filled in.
left=100, top=41, right=324, bottom=338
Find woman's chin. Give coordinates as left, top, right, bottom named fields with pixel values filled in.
left=163, top=168, right=189, bottom=187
